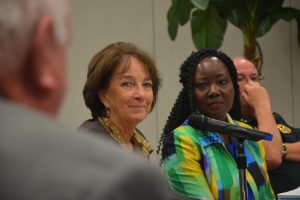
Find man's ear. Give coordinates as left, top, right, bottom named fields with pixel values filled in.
left=27, top=15, right=57, bottom=95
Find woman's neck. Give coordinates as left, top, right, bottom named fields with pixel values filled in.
left=109, top=116, right=136, bottom=144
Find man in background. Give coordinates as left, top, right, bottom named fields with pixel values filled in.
left=234, top=57, right=300, bottom=195
left=0, top=0, right=172, bottom=199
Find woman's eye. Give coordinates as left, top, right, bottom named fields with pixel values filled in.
left=143, top=82, right=153, bottom=88
left=121, top=82, right=133, bottom=87
left=195, top=82, right=207, bottom=90
left=219, top=79, right=228, bottom=85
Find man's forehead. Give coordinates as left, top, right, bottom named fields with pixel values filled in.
left=237, top=71, right=258, bottom=76
left=235, top=59, right=255, bottom=69
left=236, top=62, right=257, bottom=73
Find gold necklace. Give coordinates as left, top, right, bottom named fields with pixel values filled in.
left=98, top=116, right=153, bottom=157
left=98, top=116, right=125, bottom=144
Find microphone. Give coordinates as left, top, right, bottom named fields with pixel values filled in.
left=188, top=114, right=272, bottom=141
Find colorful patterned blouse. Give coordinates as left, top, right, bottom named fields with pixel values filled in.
left=162, top=114, right=275, bottom=199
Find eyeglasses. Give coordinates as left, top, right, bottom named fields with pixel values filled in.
left=237, top=75, right=264, bottom=84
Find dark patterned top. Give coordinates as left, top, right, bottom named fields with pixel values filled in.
left=79, top=118, right=153, bottom=158
left=241, top=112, right=300, bottom=195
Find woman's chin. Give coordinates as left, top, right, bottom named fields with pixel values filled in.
left=128, top=114, right=147, bottom=125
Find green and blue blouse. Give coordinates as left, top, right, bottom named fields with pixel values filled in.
left=162, top=114, right=275, bottom=199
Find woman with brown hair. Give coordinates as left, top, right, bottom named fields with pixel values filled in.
left=79, top=42, right=160, bottom=158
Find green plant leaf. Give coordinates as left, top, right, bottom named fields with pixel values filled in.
left=228, top=1, right=255, bottom=29
left=191, top=0, right=210, bottom=10
left=167, top=1, right=179, bottom=40
left=176, top=0, right=194, bottom=25
left=256, top=0, right=284, bottom=19
left=191, top=6, right=227, bottom=49
left=211, top=0, right=238, bottom=19
left=257, top=7, right=300, bottom=37
left=167, top=0, right=195, bottom=40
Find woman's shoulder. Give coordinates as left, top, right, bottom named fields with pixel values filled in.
left=169, top=120, right=210, bottom=145
left=79, top=119, right=97, bottom=130
left=78, top=119, right=109, bottom=136
left=173, top=120, right=200, bottom=136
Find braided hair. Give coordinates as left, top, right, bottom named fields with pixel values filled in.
left=157, top=49, right=241, bottom=163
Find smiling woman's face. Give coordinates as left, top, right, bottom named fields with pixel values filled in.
left=194, top=56, right=234, bottom=121
left=98, top=56, right=154, bottom=127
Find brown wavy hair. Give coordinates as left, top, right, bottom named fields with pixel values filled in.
left=83, top=42, right=161, bottom=118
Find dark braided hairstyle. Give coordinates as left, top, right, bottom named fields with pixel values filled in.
left=157, top=49, right=241, bottom=163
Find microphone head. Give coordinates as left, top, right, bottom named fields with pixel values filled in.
left=264, top=133, right=273, bottom=141
left=188, top=114, right=207, bottom=130
left=188, top=114, right=273, bottom=142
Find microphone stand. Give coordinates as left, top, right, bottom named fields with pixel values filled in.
left=236, top=139, right=247, bottom=200
left=187, top=114, right=273, bottom=200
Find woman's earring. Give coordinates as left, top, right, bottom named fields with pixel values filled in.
left=105, top=107, right=110, bottom=118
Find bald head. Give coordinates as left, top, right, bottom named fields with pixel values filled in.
left=233, top=58, right=259, bottom=86
left=233, top=58, right=261, bottom=116
left=233, top=58, right=257, bottom=73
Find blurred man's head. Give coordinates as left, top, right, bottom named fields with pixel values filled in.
left=233, top=58, right=260, bottom=116
left=0, top=0, right=71, bottom=116
left=233, top=58, right=260, bottom=91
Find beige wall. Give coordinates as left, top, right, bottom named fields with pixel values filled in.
left=59, top=0, right=300, bottom=162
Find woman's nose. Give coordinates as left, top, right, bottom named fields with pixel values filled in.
left=134, top=85, right=146, bottom=98
left=208, top=84, right=220, bottom=96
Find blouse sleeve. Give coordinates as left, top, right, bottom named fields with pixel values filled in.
left=163, top=127, right=214, bottom=199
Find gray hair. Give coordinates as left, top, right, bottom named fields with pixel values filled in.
left=0, top=0, right=69, bottom=70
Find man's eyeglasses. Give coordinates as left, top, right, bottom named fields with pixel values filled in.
left=238, top=75, right=264, bottom=84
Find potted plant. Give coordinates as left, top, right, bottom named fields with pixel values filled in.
left=167, top=0, right=300, bottom=75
